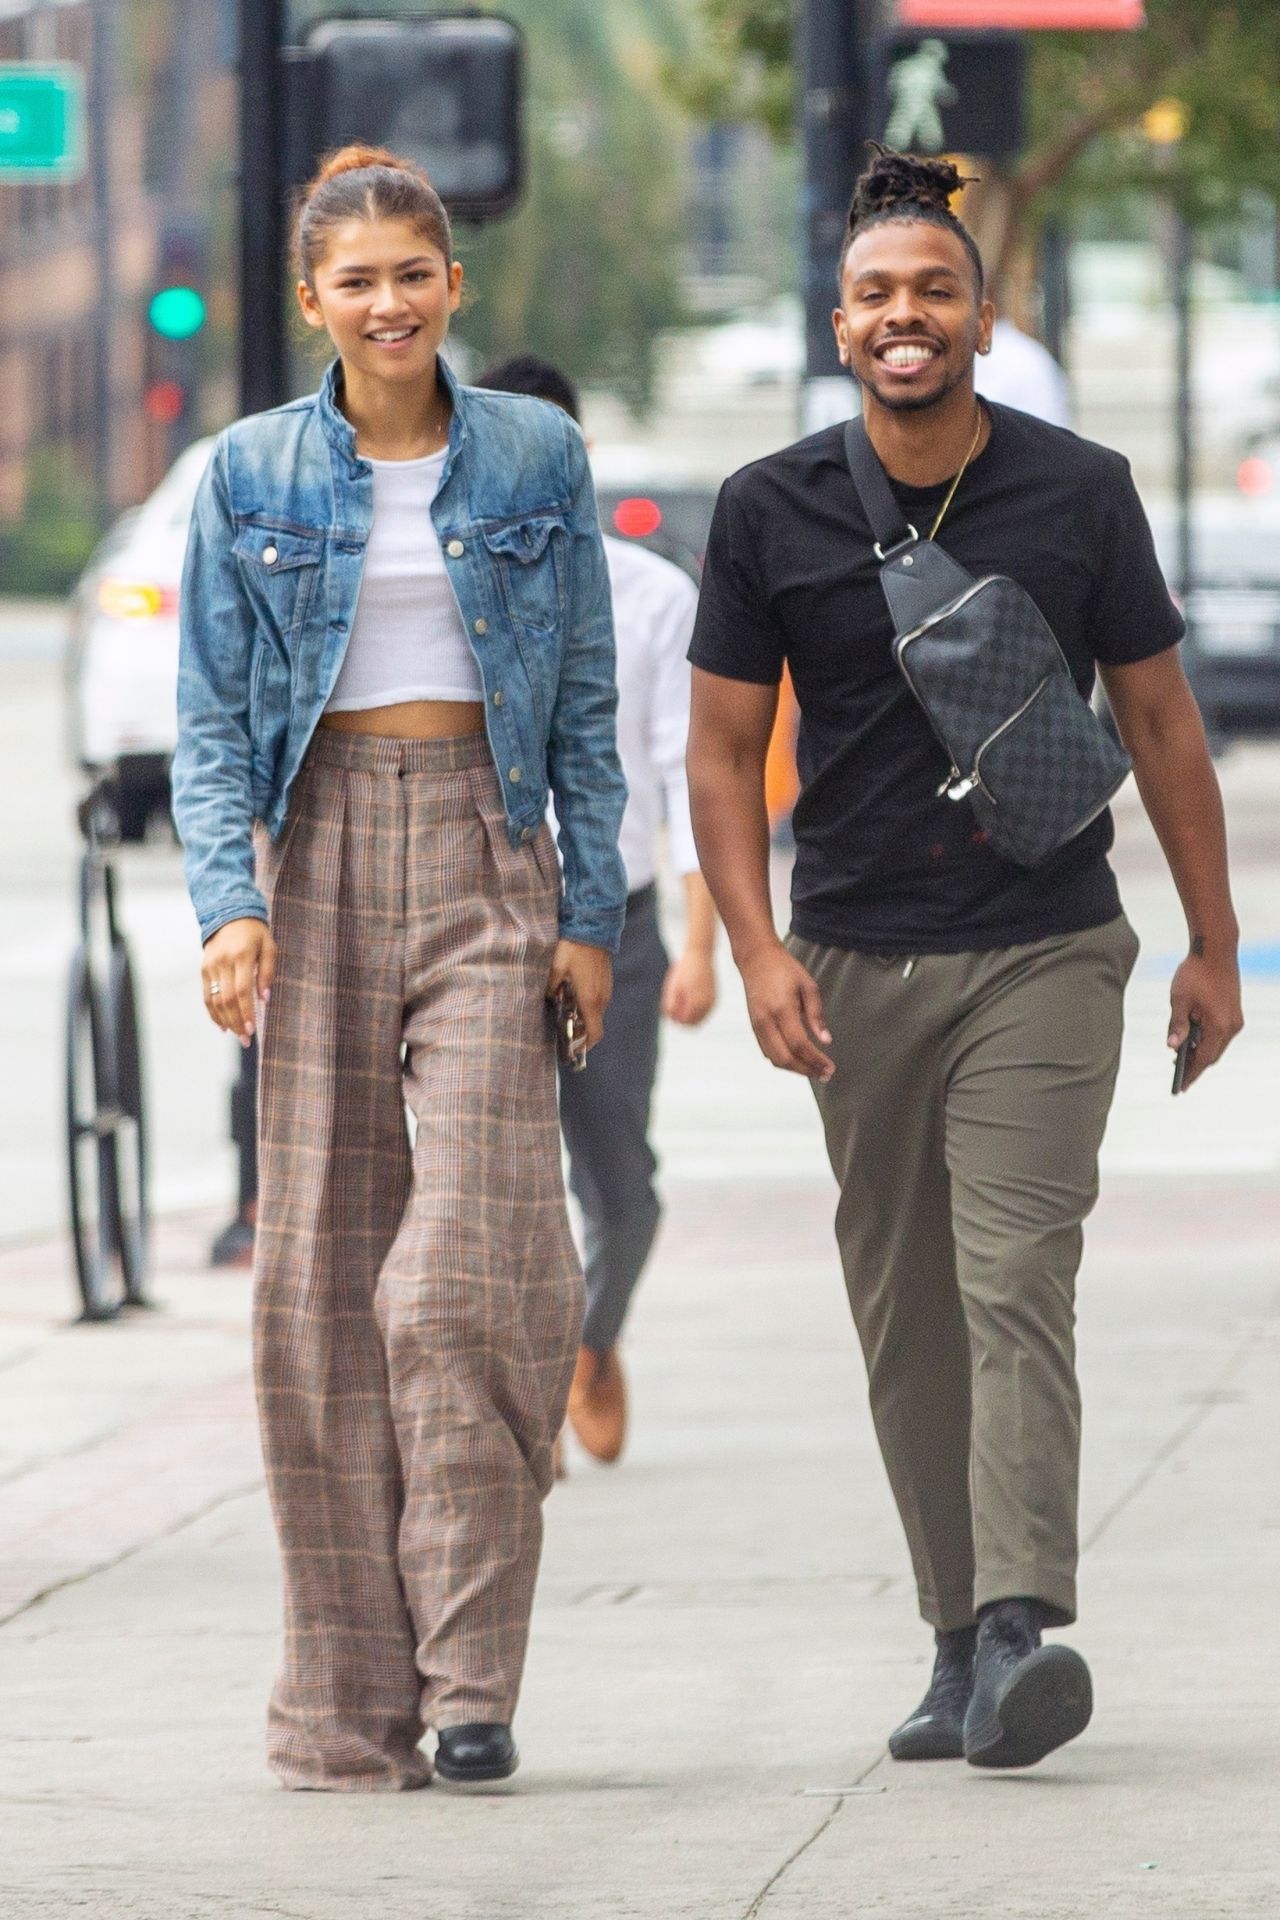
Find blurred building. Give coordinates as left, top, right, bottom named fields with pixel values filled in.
left=0, top=0, right=234, bottom=539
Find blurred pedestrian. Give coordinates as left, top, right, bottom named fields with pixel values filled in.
left=975, top=317, right=1072, bottom=428
left=688, top=148, right=1242, bottom=1770
left=476, top=356, right=718, bottom=1466
left=172, top=145, right=627, bottom=1791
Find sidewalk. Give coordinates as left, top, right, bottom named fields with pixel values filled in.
left=2, top=786, right=1279, bottom=1918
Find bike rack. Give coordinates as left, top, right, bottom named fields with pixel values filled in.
left=64, top=780, right=152, bottom=1321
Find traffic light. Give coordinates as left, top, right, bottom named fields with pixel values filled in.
left=288, top=14, right=525, bottom=220
left=144, top=215, right=209, bottom=451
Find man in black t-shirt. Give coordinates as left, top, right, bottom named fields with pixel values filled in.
left=688, top=150, right=1243, bottom=1772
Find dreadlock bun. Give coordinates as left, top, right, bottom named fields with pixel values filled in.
left=847, top=145, right=975, bottom=231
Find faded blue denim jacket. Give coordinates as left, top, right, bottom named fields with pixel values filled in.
left=173, top=358, right=628, bottom=951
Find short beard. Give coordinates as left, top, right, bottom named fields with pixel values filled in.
left=860, top=359, right=971, bottom=415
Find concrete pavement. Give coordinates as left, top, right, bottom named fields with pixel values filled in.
left=2, top=768, right=1279, bottom=1917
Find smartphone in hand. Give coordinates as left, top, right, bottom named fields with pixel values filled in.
left=1171, top=1018, right=1202, bottom=1096
left=553, top=981, right=588, bottom=1073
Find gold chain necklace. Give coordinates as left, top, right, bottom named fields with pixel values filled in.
left=928, top=405, right=985, bottom=541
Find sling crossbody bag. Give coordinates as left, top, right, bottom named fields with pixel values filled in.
left=843, top=415, right=1131, bottom=869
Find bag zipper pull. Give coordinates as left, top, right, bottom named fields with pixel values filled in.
left=942, top=771, right=976, bottom=802
left=902, top=957, right=916, bottom=980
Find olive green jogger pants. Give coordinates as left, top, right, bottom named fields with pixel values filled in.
left=790, top=914, right=1140, bottom=1632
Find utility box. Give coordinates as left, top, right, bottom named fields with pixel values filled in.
left=289, top=14, right=525, bottom=221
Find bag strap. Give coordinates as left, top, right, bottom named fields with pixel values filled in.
left=843, top=414, right=975, bottom=635
left=843, top=415, right=917, bottom=556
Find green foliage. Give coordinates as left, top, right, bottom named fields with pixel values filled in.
left=450, top=0, right=696, bottom=414
left=676, top=0, right=1280, bottom=235
left=663, top=0, right=795, bottom=139
left=0, top=445, right=100, bottom=597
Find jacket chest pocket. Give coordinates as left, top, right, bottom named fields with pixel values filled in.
left=481, top=513, right=567, bottom=637
left=233, top=524, right=325, bottom=641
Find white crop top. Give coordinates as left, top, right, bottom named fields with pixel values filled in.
left=324, top=450, right=483, bottom=712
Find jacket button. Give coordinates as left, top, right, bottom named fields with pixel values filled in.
left=508, top=766, right=522, bottom=784
left=262, top=545, right=278, bottom=566
left=473, top=617, right=488, bottom=635
left=447, top=539, right=465, bottom=558
left=520, top=826, right=533, bottom=842
left=492, top=689, right=504, bottom=707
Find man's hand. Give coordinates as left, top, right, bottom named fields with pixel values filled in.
left=547, top=940, right=612, bottom=1051
left=1168, top=941, right=1243, bottom=1093
left=202, top=917, right=275, bottom=1045
left=740, top=940, right=834, bottom=1081
left=662, top=948, right=716, bottom=1027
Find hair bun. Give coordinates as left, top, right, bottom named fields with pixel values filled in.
left=848, top=144, right=974, bottom=228
left=309, top=144, right=433, bottom=193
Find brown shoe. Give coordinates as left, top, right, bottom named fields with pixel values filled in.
left=566, top=1346, right=627, bottom=1463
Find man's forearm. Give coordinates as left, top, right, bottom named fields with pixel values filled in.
left=688, top=757, right=779, bottom=964
left=1128, top=696, right=1238, bottom=954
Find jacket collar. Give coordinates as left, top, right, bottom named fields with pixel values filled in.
left=316, top=354, right=468, bottom=471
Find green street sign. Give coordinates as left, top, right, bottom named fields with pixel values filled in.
left=0, top=64, right=85, bottom=183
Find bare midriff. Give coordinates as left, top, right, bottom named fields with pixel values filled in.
left=320, top=699, right=486, bottom=739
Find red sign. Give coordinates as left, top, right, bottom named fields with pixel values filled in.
left=897, top=1, right=1144, bottom=26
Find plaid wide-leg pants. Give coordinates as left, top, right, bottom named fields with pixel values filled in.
left=253, top=729, right=583, bottom=1791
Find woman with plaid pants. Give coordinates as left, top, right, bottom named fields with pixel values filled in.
left=173, top=145, right=627, bottom=1791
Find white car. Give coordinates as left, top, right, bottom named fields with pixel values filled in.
left=66, top=437, right=214, bottom=839
left=65, top=438, right=716, bottom=841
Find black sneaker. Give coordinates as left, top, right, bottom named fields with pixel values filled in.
left=963, top=1599, right=1092, bottom=1769
left=888, top=1625, right=977, bottom=1761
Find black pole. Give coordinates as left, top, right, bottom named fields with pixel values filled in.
left=88, top=0, right=115, bottom=529
left=1171, top=207, right=1194, bottom=604
left=238, top=0, right=288, bottom=414
left=214, top=0, right=290, bottom=1266
left=801, top=0, right=873, bottom=433
left=1039, top=216, right=1070, bottom=371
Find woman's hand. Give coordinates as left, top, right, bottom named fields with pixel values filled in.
left=547, top=940, right=612, bottom=1051
left=202, top=917, right=276, bottom=1045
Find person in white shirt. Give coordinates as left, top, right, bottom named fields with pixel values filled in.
left=477, top=357, right=718, bottom=1464
left=974, top=317, right=1072, bottom=429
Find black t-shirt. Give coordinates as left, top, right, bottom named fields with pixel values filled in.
left=689, top=403, right=1183, bottom=953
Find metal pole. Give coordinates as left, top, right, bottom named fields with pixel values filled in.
left=1172, top=207, right=1194, bottom=604
left=212, top=0, right=289, bottom=1266
left=1039, top=216, right=1070, bottom=370
left=801, top=0, right=874, bottom=434
left=88, top=0, right=115, bottom=528
left=237, top=0, right=288, bottom=414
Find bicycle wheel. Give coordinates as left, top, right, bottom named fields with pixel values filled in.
left=108, top=940, right=149, bottom=1304
left=65, top=947, right=124, bottom=1320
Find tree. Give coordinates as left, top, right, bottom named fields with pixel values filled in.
left=450, top=0, right=696, bottom=413
left=672, top=1, right=1280, bottom=309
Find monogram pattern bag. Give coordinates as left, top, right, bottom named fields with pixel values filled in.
left=844, top=417, right=1131, bottom=869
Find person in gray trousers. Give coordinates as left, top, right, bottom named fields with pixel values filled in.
left=477, top=357, right=719, bottom=1464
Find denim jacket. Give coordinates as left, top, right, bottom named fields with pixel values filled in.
left=173, top=358, right=628, bottom=951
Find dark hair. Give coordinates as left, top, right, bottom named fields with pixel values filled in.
left=840, top=145, right=984, bottom=296
left=294, top=144, right=453, bottom=286
left=474, top=354, right=581, bottom=425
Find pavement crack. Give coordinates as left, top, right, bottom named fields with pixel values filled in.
left=740, top=1751, right=886, bottom=1918
left=0, top=1477, right=263, bottom=1629
left=1082, top=1330, right=1259, bottom=1554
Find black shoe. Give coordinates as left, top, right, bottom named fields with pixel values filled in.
left=434, top=1723, right=519, bottom=1784
left=888, top=1625, right=977, bottom=1761
left=963, top=1599, right=1092, bottom=1770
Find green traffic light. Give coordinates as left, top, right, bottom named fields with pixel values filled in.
left=148, top=285, right=206, bottom=340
